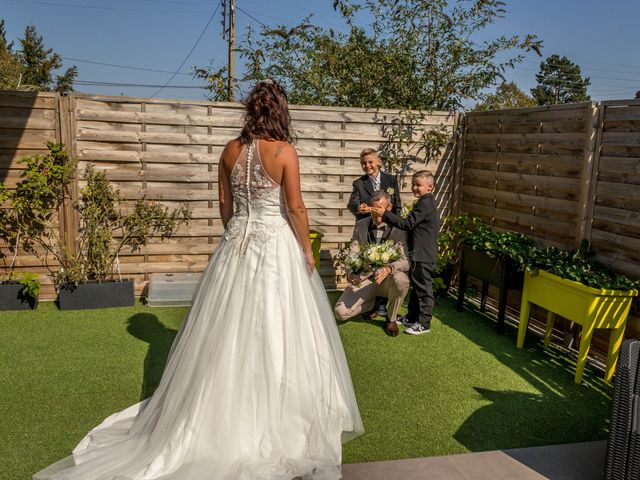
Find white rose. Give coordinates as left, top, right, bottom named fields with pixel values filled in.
left=381, top=252, right=390, bottom=263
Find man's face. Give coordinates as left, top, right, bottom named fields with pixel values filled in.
left=370, top=198, right=391, bottom=223
left=411, top=177, right=434, bottom=197
left=360, top=154, right=381, bottom=177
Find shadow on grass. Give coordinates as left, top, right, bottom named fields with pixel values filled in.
left=126, top=313, right=178, bottom=401
left=437, top=297, right=612, bottom=452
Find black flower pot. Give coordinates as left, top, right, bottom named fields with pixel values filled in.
left=58, top=279, right=135, bottom=310
left=456, top=244, right=523, bottom=333
left=0, top=282, right=38, bottom=311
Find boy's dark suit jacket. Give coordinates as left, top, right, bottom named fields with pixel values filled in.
left=347, top=171, right=402, bottom=220
left=382, top=193, right=439, bottom=266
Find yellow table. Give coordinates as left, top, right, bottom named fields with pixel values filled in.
left=517, top=270, right=637, bottom=383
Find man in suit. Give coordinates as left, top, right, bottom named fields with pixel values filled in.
left=347, top=148, right=402, bottom=220
left=335, top=190, right=410, bottom=337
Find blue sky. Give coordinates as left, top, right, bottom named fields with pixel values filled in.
left=2, top=0, right=639, bottom=107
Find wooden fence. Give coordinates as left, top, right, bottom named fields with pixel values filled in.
left=460, top=99, right=640, bottom=341
left=0, top=91, right=457, bottom=298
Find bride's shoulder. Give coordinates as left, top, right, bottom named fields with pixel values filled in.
left=220, top=138, right=244, bottom=167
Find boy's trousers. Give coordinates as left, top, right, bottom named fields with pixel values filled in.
left=408, top=260, right=435, bottom=329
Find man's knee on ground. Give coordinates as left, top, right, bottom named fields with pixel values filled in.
left=334, top=303, right=354, bottom=321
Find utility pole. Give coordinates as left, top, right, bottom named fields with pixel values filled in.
left=226, top=0, right=236, bottom=101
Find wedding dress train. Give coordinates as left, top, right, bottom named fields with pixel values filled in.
left=34, top=141, right=363, bottom=480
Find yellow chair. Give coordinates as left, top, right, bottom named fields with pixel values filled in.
left=517, top=270, right=637, bottom=383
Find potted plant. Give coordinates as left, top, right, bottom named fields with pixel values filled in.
left=0, top=177, right=42, bottom=310
left=451, top=215, right=533, bottom=333
left=516, top=242, right=639, bottom=383
left=8, top=143, right=191, bottom=310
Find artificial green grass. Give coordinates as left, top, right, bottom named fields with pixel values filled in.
left=1, top=296, right=612, bottom=480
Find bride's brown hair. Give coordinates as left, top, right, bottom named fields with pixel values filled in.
left=239, top=81, right=292, bottom=144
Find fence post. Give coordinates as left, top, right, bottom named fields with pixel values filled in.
left=451, top=112, right=466, bottom=217
left=58, top=94, right=79, bottom=259
left=575, top=103, right=603, bottom=249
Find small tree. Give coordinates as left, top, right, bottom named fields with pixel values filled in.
left=4, top=144, right=191, bottom=286
left=0, top=20, right=25, bottom=90
left=0, top=20, right=77, bottom=92
left=474, top=81, right=537, bottom=111
left=531, top=54, right=590, bottom=105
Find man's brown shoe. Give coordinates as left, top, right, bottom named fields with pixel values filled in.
left=385, top=320, right=398, bottom=337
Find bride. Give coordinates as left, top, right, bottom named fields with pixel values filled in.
left=34, top=80, right=363, bottom=480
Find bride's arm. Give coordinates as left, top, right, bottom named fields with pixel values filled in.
left=281, top=144, right=314, bottom=271
left=218, top=144, right=233, bottom=228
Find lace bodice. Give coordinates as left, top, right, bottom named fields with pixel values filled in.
left=224, top=140, right=289, bottom=253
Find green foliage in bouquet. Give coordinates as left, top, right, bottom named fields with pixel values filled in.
left=333, top=240, right=402, bottom=283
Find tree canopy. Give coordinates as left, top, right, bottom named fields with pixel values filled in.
left=531, top=54, right=590, bottom=105
left=474, top=81, right=537, bottom=111
left=198, top=0, right=542, bottom=110
left=0, top=20, right=77, bottom=92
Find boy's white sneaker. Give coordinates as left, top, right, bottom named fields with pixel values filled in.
left=405, top=323, right=430, bottom=335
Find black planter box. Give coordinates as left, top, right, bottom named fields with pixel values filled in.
left=58, top=279, right=135, bottom=310
left=456, top=244, right=523, bottom=333
left=0, top=282, right=38, bottom=311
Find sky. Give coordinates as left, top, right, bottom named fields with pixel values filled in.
left=2, top=0, right=640, bottom=108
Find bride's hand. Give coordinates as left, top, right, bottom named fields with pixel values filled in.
left=304, top=251, right=315, bottom=273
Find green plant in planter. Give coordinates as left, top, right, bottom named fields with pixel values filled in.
left=4, top=143, right=191, bottom=288
left=523, top=241, right=639, bottom=292
left=18, top=272, right=41, bottom=299
left=61, top=164, right=192, bottom=285
left=433, top=218, right=458, bottom=295
left=448, top=214, right=536, bottom=268
left=0, top=163, right=47, bottom=300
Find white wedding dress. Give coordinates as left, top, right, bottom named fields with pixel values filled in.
left=34, top=140, right=363, bottom=480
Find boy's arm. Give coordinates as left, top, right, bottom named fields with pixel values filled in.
left=382, top=198, right=431, bottom=231
left=391, top=176, right=402, bottom=214
left=347, top=181, right=361, bottom=217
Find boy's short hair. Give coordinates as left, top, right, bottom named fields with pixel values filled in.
left=413, top=170, right=434, bottom=184
left=359, top=148, right=378, bottom=161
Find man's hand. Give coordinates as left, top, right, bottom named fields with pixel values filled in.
left=374, top=266, right=392, bottom=284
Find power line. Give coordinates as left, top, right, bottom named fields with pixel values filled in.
left=75, top=80, right=205, bottom=89
left=150, top=0, right=222, bottom=98
left=10, top=0, right=113, bottom=9
left=236, top=5, right=268, bottom=28
left=62, top=57, right=191, bottom=76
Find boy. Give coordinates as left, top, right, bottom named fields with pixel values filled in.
left=348, top=148, right=402, bottom=220
left=369, top=170, right=439, bottom=335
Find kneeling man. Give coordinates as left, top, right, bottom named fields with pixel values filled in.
left=334, top=190, right=410, bottom=336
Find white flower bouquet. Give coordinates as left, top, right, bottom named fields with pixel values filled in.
left=400, top=199, right=417, bottom=219
left=334, top=240, right=402, bottom=284
left=361, top=240, right=401, bottom=271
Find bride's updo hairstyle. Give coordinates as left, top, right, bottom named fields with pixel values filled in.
left=240, top=80, right=293, bottom=144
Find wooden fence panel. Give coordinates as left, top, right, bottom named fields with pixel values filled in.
left=591, top=100, right=640, bottom=284
left=461, top=103, right=592, bottom=248
left=70, top=94, right=456, bottom=294
left=0, top=91, right=61, bottom=299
